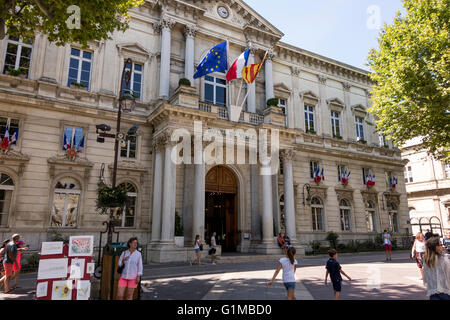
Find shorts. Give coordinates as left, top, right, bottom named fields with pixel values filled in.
left=118, top=277, right=138, bottom=289
left=415, top=252, right=424, bottom=269
left=195, top=248, right=200, bottom=253
left=384, top=244, right=392, bottom=251
left=284, top=282, right=296, bottom=290
left=3, top=263, right=13, bottom=277
left=208, top=248, right=216, bottom=255
left=332, top=280, right=342, bottom=292
left=430, top=293, right=450, bottom=300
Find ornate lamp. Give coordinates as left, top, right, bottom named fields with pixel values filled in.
left=119, top=92, right=136, bottom=113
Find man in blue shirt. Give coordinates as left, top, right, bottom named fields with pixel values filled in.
left=325, top=249, right=352, bottom=300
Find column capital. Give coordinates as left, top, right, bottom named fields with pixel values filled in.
left=291, top=66, right=301, bottom=77
left=184, top=24, right=198, bottom=38
left=266, top=49, right=275, bottom=61
left=153, top=17, right=176, bottom=33
left=342, top=82, right=352, bottom=92
left=317, top=74, right=328, bottom=85
left=281, top=149, right=296, bottom=162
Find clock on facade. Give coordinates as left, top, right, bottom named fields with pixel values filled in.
left=217, top=6, right=229, bottom=19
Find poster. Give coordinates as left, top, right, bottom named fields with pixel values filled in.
left=41, top=242, right=64, bottom=255
left=51, top=280, right=73, bottom=300
left=76, top=280, right=91, bottom=300
left=37, top=258, right=68, bottom=280
left=86, top=263, right=95, bottom=274
left=36, top=282, right=48, bottom=298
left=69, top=235, right=94, bottom=257
left=69, top=258, right=85, bottom=279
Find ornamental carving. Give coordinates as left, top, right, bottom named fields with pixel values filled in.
left=317, top=74, right=328, bottom=85
left=280, top=149, right=296, bottom=162
left=384, top=191, right=400, bottom=209
left=361, top=189, right=379, bottom=206
left=291, top=66, right=301, bottom=77
left=309, top=185, right=328, bottom=201
left=184, top=24, right=197, bottom=38
left=335, top=187, right=354, bottom=202
left=342, top=82, right=352, bottom=92
left=266, top=49, right=275, bottom=61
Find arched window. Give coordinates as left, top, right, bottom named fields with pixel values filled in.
left=117, top=182, right=137, bottom=228
left=0, top=173, right=14, bottom=227
left=51, top=178, right=81, bottom=228
left=365, top=201, right=377, bottom=232
left=339, top=199, right=352, bottom=231
left=311, top=197, right=324, bottom=231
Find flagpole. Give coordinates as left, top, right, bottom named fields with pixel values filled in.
left=238, top=51, right=268, bottom=110
left=236, top=78, right=244, bottom=106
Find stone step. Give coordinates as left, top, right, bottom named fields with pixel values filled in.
left=213, top=254, right=286, bottom=264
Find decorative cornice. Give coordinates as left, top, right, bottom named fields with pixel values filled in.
left=0, top=149, right=30, bottom=162
left=107, top=161, right=148, bottom=173
left=47, top=155, right=94, bottom=168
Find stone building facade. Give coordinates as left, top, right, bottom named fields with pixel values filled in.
left=0, top=0, right=410, bottom=262
left=402, top=138, right=450, bottom=237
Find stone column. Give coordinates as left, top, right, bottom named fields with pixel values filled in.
left=160, top=134, right=177, bottom=243
left=291, top=67, right=301, bottom=130
left=247, top=48, right=256, bottom=113
left=156, top=17, right=175, bottom=100
left=184, top=24, right=197, bottom=86
left=261, top=161, right=274, bottom=244
left=282, top=150, right=297, bottom=242
left=265, top=50, right=275, bottom=102
left=151, top=139, right=164, bottom=243
left=342, top=82, right=353, bottom=141
left=317, top=74, right=328, bottom=136
left=192, top=162, right=205, bottom=242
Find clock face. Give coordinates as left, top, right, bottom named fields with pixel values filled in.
left=217, top=6, right=229, bottom=18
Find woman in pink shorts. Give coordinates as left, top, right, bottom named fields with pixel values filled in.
left=116, top=237, right=143, bottom=300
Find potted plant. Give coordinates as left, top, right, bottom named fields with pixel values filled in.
left=266, top=98, right=278, bottom=107
left=178, top=78, right=191, bottom=87
left=96, top=184, right=128, bottom=215
left=359, top=139, right=367, bottom=144
left=6, top=67, right=27, bottom=78
left=334, top=134, right=343, bottom=140
left=326, top=231, right=340, bottom=249
left=306, top=129, right=316, bottom=135
left=70, top=82, right=87, bottom=90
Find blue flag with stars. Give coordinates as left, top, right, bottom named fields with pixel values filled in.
left=194, top=41, right=228, bottom=79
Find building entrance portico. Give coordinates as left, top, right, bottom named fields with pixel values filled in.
left=205, top=166, right=238, bottom=252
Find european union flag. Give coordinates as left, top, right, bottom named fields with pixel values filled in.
left=194, top=41, right=228, bottom=79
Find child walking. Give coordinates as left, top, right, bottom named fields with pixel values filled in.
left=268, top=247, right=298, bottom=300
left=325, top=249, right=351, bottom=300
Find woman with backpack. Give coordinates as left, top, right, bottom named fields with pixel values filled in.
left=267, top=247, right=298, bottom=300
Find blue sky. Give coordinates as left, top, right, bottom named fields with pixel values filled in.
left=244, top=0, right=405, bottom=71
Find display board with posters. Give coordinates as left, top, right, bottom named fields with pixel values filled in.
left=35, top=236, right=94, bottom=300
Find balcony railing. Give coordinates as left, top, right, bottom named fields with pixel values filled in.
left=198, top=101, right=264, bottom=126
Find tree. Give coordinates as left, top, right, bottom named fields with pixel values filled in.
left=367, top=0, right=450, bottom=161
left=0, top=0, right=143, bottom=47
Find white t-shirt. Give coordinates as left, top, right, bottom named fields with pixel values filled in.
left=416, top=240, right=426, bottom=253
left=279, top=257, right=298, bottom=283
left=211, top=236, right=216, bottom=247
left=194, top=240, right=200, bottom=249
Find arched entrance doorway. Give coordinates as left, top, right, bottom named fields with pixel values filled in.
left=205, top=166, right=238, bottom=252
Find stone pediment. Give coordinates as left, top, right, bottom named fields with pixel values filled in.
left=116, top=42, right=152, bottom=62
left=191, top=0, right=284, bottom=38
left=0, top=149, right=30, bottom=162
left=327, top=98, right=345, bottom=108
left=352, top=104, right=367, bottom=117
left=47, top=155, right=94, bottom=168
left=108, top=161, right=148, bottom=173
left=274, top=82, right=291, bottom=94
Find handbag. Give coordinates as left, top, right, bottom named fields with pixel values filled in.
left=117, top=251, right=130, bottom=274
left=199, top=244, right=204, bottom=251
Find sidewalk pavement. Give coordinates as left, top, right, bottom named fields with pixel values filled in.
left=0, top=251, right=411, bottom=300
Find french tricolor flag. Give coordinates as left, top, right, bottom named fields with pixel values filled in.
left=226, top=49, right=250, bottom=83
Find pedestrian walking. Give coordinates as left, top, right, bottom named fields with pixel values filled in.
left=190, top=235, right=202, bottom=266
left=422, top=236, right=450, bottom=300
left=325, top=249, right=352, bottom=300
left=209, top=232, right=217, bottom=265
left=0, top=239, right=10, bottom=291
left=424, top=229, right=433, bottom=241
left=411, top=232, right=426, bottom=280
left=382, top=230, right=392, bottom=261
left=11, top=240, right=29, bottom=290
left=268, top=247, right=298, bottom=300
left=116, top=237, right=143, bottom=300
left=3, top=234, right=20, bottom=294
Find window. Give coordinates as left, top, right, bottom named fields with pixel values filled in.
left=310, top=161, right=320, bottom=179
left=116, top=182, right=137, bottom=228
left=67, top=48, right=92, bottom=89
left=365, top=201, right=377, bottom=232
left=389, top=203, right=399, bottom=233
left=338, top=165, right=347, bottom=182
left=120, top=135, right=137, bottom=159
left=3, top=36, right=33, bottom=78
left=339, top=199, right=352, bottom=231
left=331, top=111, right=341, bottom=137
left=379, top=133, right=386, bottom=147
left=122, top=61, right=143, bottom=100
left=51, top=178, right=80, bottom=228
left=0, top=117, right=20, bottom=147
left=63, top=126, right=85, bottom=152
left=311, top=197, right=324, bottom=231
left=204, top=73, right=227, bottom=107
left=304, top=105, right=315, bottom=132
left=444, top=162, right=450, bottom=179
left=278, top=98, right=287, bottom=114
left=355, top=117, right=365, bottom=140
left=362, top=168, right=372, bottom=185
left=0, top=173, right=14, bottom=227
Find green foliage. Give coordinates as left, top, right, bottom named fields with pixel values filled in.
left=0, top=0, right=144, bottom=47
left=70, top=82, right=86, bottom=88
left=24, top=252, right=40, bottom=268
left=7, top=67, right=25, bottom=76
left=306, top=129, right=316, bottom=135
left=367, top=0, right=450, bottom=161
left=325, top=231, right=339, bottom=249
left=96, top=184, right=128, bottom=214
left=175, top=212, right=184, bottom=237
left=49, top=230, right=68, bottom=243
left=334, top=134, right=343, bottom=140
left=178, top=78, right=191, bottom=87
left=267, top=98, right=278, bottom=107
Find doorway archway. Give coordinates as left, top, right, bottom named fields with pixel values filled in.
left=205, top=166, right=238, bottom=252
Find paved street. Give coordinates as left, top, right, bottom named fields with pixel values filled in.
left=0, top=251, right=430, bottom=300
